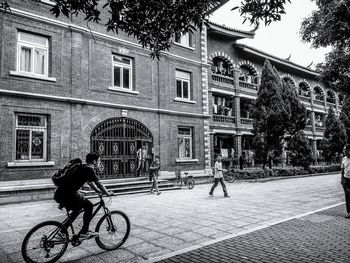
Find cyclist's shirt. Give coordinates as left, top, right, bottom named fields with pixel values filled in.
left=60, top=164, right=98, bottom=193
left=214, top=161, right=223, bottom=178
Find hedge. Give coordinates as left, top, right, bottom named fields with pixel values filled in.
left=226, top=164, right=341, bottom=180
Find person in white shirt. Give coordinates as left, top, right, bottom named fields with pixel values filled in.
left=341, top=144, right=350, bottom=218
left=209, top=156, right=229, bottom=198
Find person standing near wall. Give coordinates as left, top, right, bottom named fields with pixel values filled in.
left=209, top=156, right=229, bottom=198
left=149, top=155, right=161, bottom=195
left=341, top=144, right=350, bottom=218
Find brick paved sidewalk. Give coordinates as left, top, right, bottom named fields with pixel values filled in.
left=151, top=205, right=350, bottom=263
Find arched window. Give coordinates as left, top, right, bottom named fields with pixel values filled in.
left=313, top=86, right=324, bottom=101
left=282, top=77, right=295, bottom=87
left=239, top=65, right=258, bottom=84
left=298, top=82, right=310, bottom=97
left=326, top=90, right=336, bottom=104
left=212, top=57, right=232, bottom=77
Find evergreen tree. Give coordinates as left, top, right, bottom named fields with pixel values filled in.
left=288, top=130, right=313, bottom=169
left=280, top=80, right=307, bottom=135
left=251, top=59, right=289, bottom=168
left=321, top=107, right=347, bottom=163
left=340, top=95, right=350, bottom=144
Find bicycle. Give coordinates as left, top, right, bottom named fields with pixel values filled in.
left=175, top=171, right=195, bottom=189
left=21, top=193, right=130, bottom=263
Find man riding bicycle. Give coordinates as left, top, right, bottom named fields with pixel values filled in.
left=54, top=152, right=112, bottom=240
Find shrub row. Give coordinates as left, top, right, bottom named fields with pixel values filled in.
left=227, top=165, right=341, bottom=180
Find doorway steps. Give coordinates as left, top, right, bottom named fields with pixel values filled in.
left=79, top=177, right=181, bottom=197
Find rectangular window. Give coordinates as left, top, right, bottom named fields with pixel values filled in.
left=15, top=114, right=47, bottom=161
left=112, top=55, right=132, bottom=90
left=175, top=32, right=193, bottom=47
left=176, top=70, right=191, bottom=100
left=178, top=127, right=193, bottom=159
left=17, top=32, right=49, bottom=76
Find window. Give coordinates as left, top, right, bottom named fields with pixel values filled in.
left=178, top=127, right=193, bottom=159
left=176, top=70, right=191, bottom=100
left=17, top=32, right=49, bottom=76
left=175, top=32, right=193, bottom=47
left=112, top=55, right=133, bottom=90
left=15, top=114, right=47, bottom=161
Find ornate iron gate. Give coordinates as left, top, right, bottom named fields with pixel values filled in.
left=91, top=118, right=153, bottom=179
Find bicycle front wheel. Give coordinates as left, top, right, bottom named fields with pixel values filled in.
left=95, top=210, right=130, bottom=250
left=21, top=221, right=68, bottom=263
left=187, top=178, right=195, bottom=189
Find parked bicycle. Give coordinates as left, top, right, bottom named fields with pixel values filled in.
left=21, top=193, right=130, bottom=263
left=175, top=171, right=195, bottom=189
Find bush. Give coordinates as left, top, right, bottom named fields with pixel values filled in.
left=230, top=165, right=341, bottom=180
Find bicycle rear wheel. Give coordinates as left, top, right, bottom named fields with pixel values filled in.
left=187, top=177, right=195, bottom=189
left=95, top=210, right=130, bottom=250
left=22, top=221, right=68, bottom=263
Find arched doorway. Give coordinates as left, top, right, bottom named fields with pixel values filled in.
left=91, top=117, right=153, bottom=179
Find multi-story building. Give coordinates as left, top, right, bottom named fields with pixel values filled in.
left=0, top=0, right=227, bottom=181
left=0, top=1, right=341, bottom=183
left=207, top=22, right=343, bottom=167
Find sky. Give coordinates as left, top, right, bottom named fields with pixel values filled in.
left=210, top=0, right=331, bottom=69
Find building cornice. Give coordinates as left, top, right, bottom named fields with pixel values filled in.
left=0, top=89, right=210, bottom=119
left=208, top=21, right=255, bottom=40
left=235, top=43, right=320, bottom=77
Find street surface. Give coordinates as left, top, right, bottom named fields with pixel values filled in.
left=0, top=173, right=345, bottom=263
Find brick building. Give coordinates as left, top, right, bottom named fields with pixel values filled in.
left=0, top=0, right=226, bottom=181
left=0, top=1, right=342, bottom=182
left=207, top=22, right=343, bottom=167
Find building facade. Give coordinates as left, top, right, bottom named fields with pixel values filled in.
left=0, top=1, right=341, bottom=182
left=207, top=22, right=343, bottom=167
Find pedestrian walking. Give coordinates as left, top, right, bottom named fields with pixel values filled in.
left=341, top=144, right=350, bottom=218
left=149, top=155, right=161, bottom=195
left=209, top=156, right=229, bottom=197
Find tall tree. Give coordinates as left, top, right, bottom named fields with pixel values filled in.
left=321, top=107, right=347, bottom=163
left=0, top=0, right=291, bottom=58
left=251, top=59, right=289, bottom=168
left=280, top=80, right=307, bottom=135
left=300, top=0, right=350, bottom=95
left=340, top=95, right=350, bottom=145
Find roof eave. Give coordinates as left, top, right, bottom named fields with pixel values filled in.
left=208, top=22, right=255, bottom=40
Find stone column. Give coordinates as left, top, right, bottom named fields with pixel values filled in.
left=234, top=96, right=241, bottom=127
left=234, top=135, right=242, bottom=157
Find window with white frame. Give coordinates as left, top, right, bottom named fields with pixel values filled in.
left=178, top=127, right=193, bottom=159
left=15, top=114, right=47, bottom=161
left=112, top=54, right=133, bottom=90
left=175, top=32, right=193, bottom=47
left=176, top=70, right=191, bottom=100
left=17, top=32, right=49, bottom=76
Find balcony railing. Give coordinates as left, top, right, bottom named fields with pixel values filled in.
left=313, top=99, right=324, bottom=107
left=238, top=81, right=258, bottom=91
left=299, top=95, right=311, bottom=104
left=211, top=73, right=234, bottom=85
left=240, top=118, right=254, bottom=125
left=213, top=115, right=236, bottom=124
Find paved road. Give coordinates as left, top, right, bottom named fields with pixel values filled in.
left=0, top=173, right=345, bottom=263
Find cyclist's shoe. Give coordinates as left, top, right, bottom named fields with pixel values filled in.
left=157, top=191, right=161, bottom=195
left=224, top=195, right=230, bottom=198
left=209, top=193, right=213, bottom=197
left=345, top=213, right=350, bottom=219
left=79, top=230, right=99, bottom=240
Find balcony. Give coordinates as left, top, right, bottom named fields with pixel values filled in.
left=238, top=81, right=258, bottom=91
left=240, top=118, right=254, bottom=126
left=213, top=115, right=236, bottom=124
left=313, top=99, right=324, bottom=107
left=211, top=73, right=234, bottom=86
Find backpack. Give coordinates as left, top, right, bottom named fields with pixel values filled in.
left=52, top=158, right=82, bottom=187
